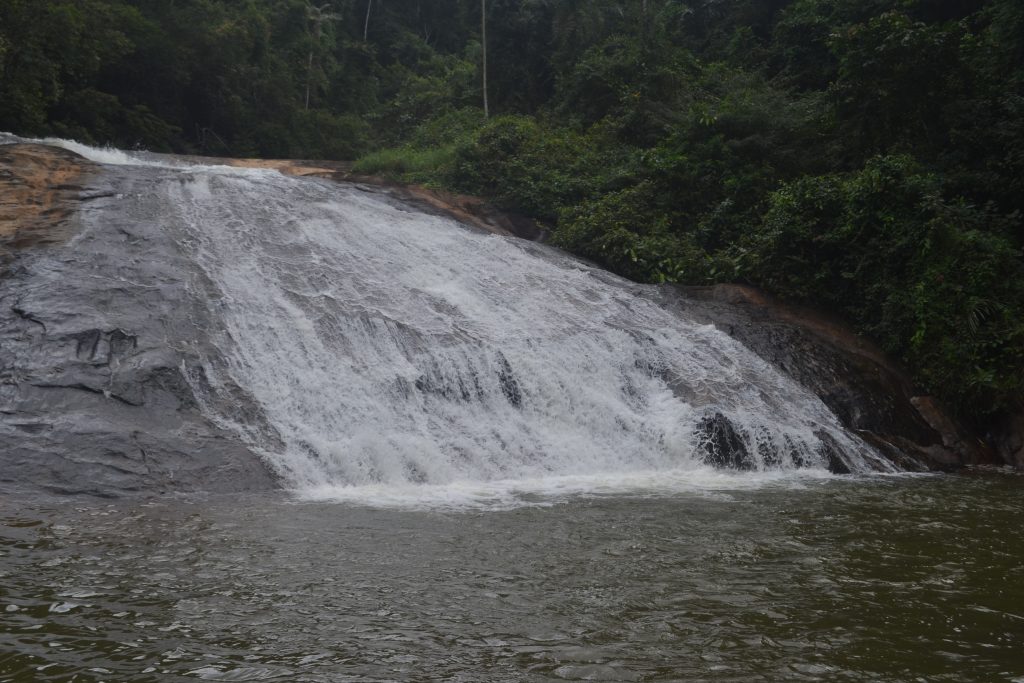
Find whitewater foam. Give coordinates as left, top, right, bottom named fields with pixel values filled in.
left=1, top=132, right=275, bottom=176
left=298, top=467, right=843, bottom=510
left=158, top=169, right=891, bottom=490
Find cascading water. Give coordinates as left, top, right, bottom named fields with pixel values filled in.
left=9, top=135, right=895, bottom=504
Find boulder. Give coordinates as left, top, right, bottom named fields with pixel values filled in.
left=695, top=413, right=756, bottom=471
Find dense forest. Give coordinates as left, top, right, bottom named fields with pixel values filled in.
left=2, top=0, right=1022, bottom=430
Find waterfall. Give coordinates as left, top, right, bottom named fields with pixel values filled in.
left=9, top=135, right=894, bottom=504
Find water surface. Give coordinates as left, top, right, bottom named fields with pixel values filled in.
left=2, top=472, right=1022, bottom=682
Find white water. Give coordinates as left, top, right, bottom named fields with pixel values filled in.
left=6, top=134, right=895, bottom=505
left=163, top=169, right=895, bottom=494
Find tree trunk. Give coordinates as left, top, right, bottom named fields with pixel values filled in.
left=481, top=0, right=489, bottom=118
left=364, top=0, right=372, bottom=40
left=305, top=50, right=313, bottom=110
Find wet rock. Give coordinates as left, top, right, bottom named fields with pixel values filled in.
left=991, top=409, right=1024, bottom=469
left=0, top=144, right=95, bottom=257
left=668, top=284, right=996, bottom=471
left=695, top=413, right=756, bottom=471
left=813, top=430, right=852, bottom=475
left=496, top=353, right=522, bottom=408
left=0, top=143, right=277, bottom=497
left=343, top=178, right=546, bottom=241
left=414, top=361, right=482, bottom=403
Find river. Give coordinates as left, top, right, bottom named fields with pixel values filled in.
left=2, top=472, right=1022, bottom=682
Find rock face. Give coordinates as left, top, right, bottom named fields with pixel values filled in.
left=696, top=413, right=757, bottom=471
left=667, top=285, right=997, bottom=471
left=992, top=410, right=1024, bottom=468
left=165, top=154, right=546, bottom=241
left=1, top=142, right=1002, bottom=497
left=0, top=144, right=276, bottom=496
left=693, top=411, right=859, bottom=474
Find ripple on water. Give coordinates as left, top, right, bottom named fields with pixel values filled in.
left=0, top=473, right=1022, bottom=682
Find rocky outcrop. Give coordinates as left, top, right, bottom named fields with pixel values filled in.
left=668, top=284, right=998, bottom=471
left=1, top=144, right=541, bottom=498
left=695, top=413, right=757, bottom=471
left=342, top=181, right=546, bottom=241
left=0, top=144, right=277, bottom=497
left=991, top=409, right=1024, bottom=468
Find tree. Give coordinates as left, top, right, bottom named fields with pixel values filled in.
left=305, top=2, right=342, bottom=110
left=481, top=0, right=489, bottom=118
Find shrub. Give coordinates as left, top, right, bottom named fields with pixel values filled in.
left=740, top=155, right=1024, bottom=417
left=554, top=183, right=712, bottom=284
left=353, top=145, right=456, bottom=182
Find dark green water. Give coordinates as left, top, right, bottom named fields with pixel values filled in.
left=2, top=472, right=1022, bottom=682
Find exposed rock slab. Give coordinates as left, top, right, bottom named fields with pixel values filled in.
left=1, top=141, right=1000, bottom=497
left=0, top=143, right=277, bottom=496
left=695, top=413, right=757, bottom=471
left=340, top=179, right=547, bottom=241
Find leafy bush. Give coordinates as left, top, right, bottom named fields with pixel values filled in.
left=353, top=145, right=456, bottom=182
left=554, top=183, right=711, bottom=284
left=352, top=109, right=485, bottom=182
left=740, top=155, right=1024, bottom=417
left=445, top=115, right=627, bottom=219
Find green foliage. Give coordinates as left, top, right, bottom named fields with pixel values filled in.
left=353, top=145, right=457, bottom=182
left=741, top=156, right=1024, bottom=415
left=1, top=0, right=1021, bottom=425
left=445, top=115, right=630, bottom=219
left=554, top=183, right=713, bottom=284
left=829, top=11, right=971, bottom=157
left=0, top=0, right=141, bottom=135
left=352, top=107, right=486, bottom=182
left=406, top=108, right=485, bottom=148
left=554, top=35, right=699, bottom=144
left=371, top=44, right=479, bottom=145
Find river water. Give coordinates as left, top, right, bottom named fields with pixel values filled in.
left=2, top=472, right=1022, bottom=682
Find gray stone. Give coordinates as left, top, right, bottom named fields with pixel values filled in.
left=1, top=146, right=277, bottom=497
